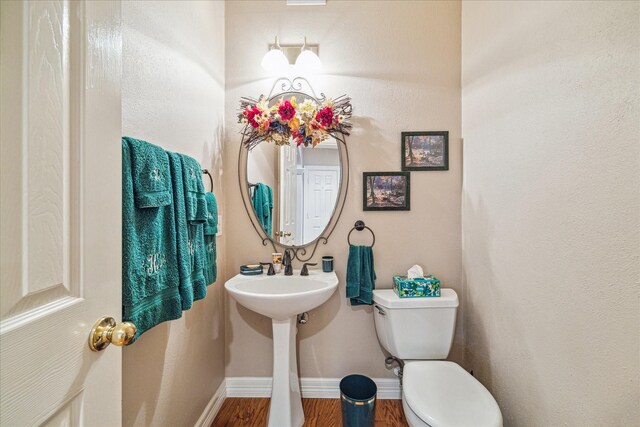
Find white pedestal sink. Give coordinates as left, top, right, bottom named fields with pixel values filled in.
left=225, top=270, right=338, bottom=427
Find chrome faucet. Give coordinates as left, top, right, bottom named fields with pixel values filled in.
left=283, top=249, right=293, bottom=276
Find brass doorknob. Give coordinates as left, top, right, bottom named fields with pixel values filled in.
left=88, top=316, right=137, bottom=352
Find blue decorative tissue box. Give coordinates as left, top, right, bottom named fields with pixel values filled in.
left=393, top=275, right=441, bottom=298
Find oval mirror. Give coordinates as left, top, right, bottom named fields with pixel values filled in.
left=237, top=80, right=351, bottom=259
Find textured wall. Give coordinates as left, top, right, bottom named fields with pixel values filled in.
left=461, top=1, right=640, bottom=425
left=224, top=1, right=462, bottom=379
left=121, top=2, right=226, bottom=426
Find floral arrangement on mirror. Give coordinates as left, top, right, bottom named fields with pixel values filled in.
left=238, top=95, right=352, bottom=150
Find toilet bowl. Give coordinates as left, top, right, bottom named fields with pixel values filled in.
left=372, top=289, right=502, bottom=427
left=401, top=361, right=502, bottom=427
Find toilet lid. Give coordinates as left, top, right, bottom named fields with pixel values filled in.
left=403, top=361, right=502, bottom=427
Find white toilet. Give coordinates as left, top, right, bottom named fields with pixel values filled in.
left=372, top=288, right=503, bottom=427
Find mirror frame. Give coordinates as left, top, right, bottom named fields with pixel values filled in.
left=237, top=77, right=350, bottom=262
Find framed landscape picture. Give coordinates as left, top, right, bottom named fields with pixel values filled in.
left=363, top=172, right=410, bottom=211
left=401, top=131, right=449, bottom=171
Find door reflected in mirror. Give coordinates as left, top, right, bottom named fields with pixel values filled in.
left=247, top=138, right=341, bottom=247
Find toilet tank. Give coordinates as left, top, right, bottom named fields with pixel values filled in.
left=372, top=289, right=458, bottom=360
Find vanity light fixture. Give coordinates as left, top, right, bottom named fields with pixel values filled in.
left=261, top=36, right=290, bottom=75
left=295, top=37, right=322, bottom=73
left=262, top=36, right=321, bottom=75
left=262, top=36, right=289, bottom=74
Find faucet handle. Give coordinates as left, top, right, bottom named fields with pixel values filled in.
left=300, top=263, right=318, bottom=276
left=260, top=262, right=275, bottom=276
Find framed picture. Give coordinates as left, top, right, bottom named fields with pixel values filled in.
left=363, top=172, right=410, bottom=211
left=401, top=131, right=449, bottom=171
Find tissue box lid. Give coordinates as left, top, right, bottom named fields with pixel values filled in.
left=373, top=289, right=458, bottom=309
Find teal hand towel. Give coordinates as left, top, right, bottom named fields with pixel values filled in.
left=251, top=183, right=273, bottom=236
left=180, top=154, right=208, bottom=224
left=346, top=245, right=377, bottom=306
left=266, top=185, right=273, bottom=234
left=203, top=192, right=218, bottom=285
left=178, top=154, right=207, bottom=303
left=167, top=152, right=196, bottom=310
left=346, top=245, right=362, bottom=303
left=204, top=192, right=218, bottom=235
left=122, top=138, right=182, bottom=342
left=122, top=136, right=172, bottom=208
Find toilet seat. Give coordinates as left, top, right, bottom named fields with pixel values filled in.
left=402, top=361, right=502, bottom=427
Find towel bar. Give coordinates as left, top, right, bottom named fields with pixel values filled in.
left=202, top=169, right=213, bottom=192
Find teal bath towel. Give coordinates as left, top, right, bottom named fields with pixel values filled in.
left=122, top=138, right=182, bottom=342
left=167, top=152, right=197, bottom=310
left=179, top=154, right=208, bottom=304
left=251, top=183, right=273, bottom=236
left=203, top=192, right=218, bottom=285
left=346, top=245, right=377, bottom=306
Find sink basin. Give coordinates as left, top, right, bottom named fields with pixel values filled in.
left=225, top=270, right=338, bottom=427
left=225, top=270, right=339, bottom=320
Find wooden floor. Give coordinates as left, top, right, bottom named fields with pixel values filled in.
left=211, top=398, right=409, bottom=427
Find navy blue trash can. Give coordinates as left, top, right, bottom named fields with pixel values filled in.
left=340, top=374, right=377, bottom=427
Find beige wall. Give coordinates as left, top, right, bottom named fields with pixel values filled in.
left=224, top=1, right=462, bottom=379
left=121, top=2, right=226, bottom=426
left=461, top=1, right=640, bottom=425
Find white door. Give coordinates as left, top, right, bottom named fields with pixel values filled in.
left=303, top=167, right=340, bottom=243
left=0, top=1, right=123, bottom=425
left=278, top=144, right=297, bottom=246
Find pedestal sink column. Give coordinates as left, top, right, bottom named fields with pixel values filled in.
left=225, top=272, right=338, bottom=426
left=268, top=317, right=304, bottom=427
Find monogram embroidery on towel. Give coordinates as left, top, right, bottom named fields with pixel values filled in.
left=144, top=253, right=167, bottom=275
left=149, top=168, right=163, bottom=181
left=188, top=239, right=195, bottom=255
left=207, top=242, right=215, bottom=253
left=188, top=167, right=197, bottom=181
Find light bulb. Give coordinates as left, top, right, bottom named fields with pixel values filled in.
left=261, top=48, right=289, bottom=75
left=295, top=43, right=322, bottom=74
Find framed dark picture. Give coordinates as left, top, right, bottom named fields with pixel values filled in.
left=401, top=131, right=449, bottom=171
left=363, top=172, right=410, bottom=211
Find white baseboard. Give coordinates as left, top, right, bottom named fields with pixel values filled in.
left=225, top=377, right=401, bottom=400
left=225, top=377, right=272, bottom=398
left=194, top=379, right=227, bottom=427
